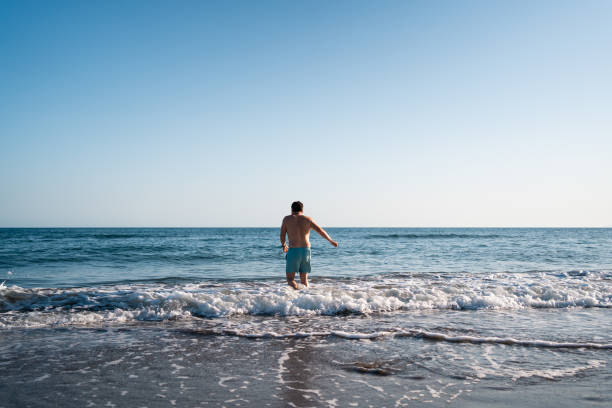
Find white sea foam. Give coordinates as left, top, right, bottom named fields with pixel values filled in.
left=402, top=330, right=612, bottom=349
left=0, top=271, right=610, bottom=328
left=32, top=373, right=50, bottom=382
left=509, top=360, right=606, bottom=380
left=185, top=328, right=612, bottom=349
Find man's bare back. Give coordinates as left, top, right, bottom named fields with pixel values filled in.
left=280, top=201, right=338, bottom=289
left=281, top=214, right=313, bottom=248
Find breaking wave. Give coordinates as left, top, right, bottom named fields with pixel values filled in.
left=1, top=271, right=610, bottom=328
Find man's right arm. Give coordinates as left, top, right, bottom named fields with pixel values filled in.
left=280, top=218, right=288, bottom=253
left=310, top=219, right=338, bottom=247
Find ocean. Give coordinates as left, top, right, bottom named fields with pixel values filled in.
left=1, top=228, right=611, bottom=407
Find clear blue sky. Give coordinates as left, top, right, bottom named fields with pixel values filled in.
left=1, top=0, right=610, bottom=227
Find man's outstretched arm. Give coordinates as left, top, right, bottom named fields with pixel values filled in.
left=310, top=219, right=338, bottom=247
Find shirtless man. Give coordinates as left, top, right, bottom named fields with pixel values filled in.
left=280, top=201, right=338, bottom=289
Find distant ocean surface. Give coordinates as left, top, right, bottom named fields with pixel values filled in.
left=1, top=228, right=611, bottom=407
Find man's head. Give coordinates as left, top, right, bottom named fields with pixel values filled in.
left=291, top=201, right=304, bottom=213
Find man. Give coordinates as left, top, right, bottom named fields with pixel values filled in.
left=280, top=201, right=338, bottom=289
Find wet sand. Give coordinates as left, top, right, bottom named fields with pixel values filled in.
left=1, top=324, right=609, bottom=407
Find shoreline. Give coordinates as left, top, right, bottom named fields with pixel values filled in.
left=1, top=325, right=610, bottom=407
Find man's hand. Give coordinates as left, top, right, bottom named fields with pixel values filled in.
left=282, top=244, right=289, bottom=253
left=330, top=240, right=338, bottom=248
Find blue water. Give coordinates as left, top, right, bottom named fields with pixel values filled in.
left=1, top=228, right=611, bottom=407
left=2, top=228, right=611, bottom=288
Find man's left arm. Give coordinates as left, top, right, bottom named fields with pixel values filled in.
left=310, top=219, right=338, bottom=247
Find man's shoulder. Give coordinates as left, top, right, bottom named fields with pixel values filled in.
left=283, top=214, right=313, bottom=223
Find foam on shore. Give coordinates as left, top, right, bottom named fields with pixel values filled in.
left=180, top=328, right=612, bottom=349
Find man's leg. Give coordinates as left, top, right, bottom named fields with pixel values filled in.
left=299, top=273, right=308, bottom=287
left=299, top=248, right=311, bottom=287
left=286, top=272, right=298, bottom=289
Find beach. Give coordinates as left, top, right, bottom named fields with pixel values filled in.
left=4, top=1, right=612, bottom=406
left=1, top=228, right=611, bottom=407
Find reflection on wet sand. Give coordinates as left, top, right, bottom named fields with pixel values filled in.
left=279, top=340, right=321, bottom=406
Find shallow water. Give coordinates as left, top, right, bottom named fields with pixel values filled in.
left=1, top=228, right=611, bottom=406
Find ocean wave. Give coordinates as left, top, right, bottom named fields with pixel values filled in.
left=365, top=233, right=501, bottom=239
left=5, top=249, right=227, bottom=266
left=180, top=328, right=612, bottom=349
left=1, top=273, right=610, bottom=328
left=92, top=234, right=145, bottom=239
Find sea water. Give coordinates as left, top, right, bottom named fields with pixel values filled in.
left=1, top=228, right=611, bottom=407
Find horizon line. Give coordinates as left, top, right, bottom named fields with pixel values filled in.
left=1, top=226, right=611, bottom=229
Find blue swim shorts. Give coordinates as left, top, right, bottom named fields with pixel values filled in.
left=285, top=247, right=311, bottom=274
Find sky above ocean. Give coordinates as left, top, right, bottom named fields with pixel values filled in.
left=1, top=0, right=610, bottom=227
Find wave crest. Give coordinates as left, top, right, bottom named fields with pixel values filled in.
left=366, top=233, right=501, bottom=239
left=1, top=272, right=610, bottom=328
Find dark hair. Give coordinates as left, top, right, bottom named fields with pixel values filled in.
left=291, top=201, right=304, bottom=213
